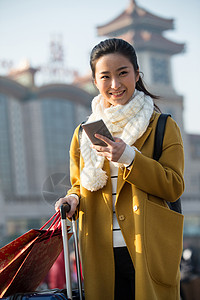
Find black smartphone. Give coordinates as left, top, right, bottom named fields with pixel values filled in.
left=81, top=119, right=114, bottom=146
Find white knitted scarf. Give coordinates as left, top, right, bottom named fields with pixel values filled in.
left=80, top=90, right=154, bottom=192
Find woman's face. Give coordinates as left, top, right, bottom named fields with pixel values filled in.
left=94, top=53, right=139, bottom=106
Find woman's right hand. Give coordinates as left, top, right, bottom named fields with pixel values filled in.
left=55, top=195, right=79, bottom=218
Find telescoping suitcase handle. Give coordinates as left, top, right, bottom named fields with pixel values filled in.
left=60, top=203, right=83, bottom=300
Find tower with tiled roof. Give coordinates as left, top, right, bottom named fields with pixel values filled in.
left=97, top=0, right=185, bottom=132
left=97, top=0, right=184, bottom=55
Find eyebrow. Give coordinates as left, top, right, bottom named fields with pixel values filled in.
left=99, top=66, right=129, bottom=74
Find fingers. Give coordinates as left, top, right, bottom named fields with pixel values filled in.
left=55, top=196, right=79, bottom=218
left=95, top=134, right=114, bottom=146
left=92, top=135, right=126, bottom=162
left=91, top=144, right=110, bottom=154
left=55, top=198, right=64, bottom=212
left=67, top=196, right=79, bottom=218
left=91, top=134, right=114, bottom=154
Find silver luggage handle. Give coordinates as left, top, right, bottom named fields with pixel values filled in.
left=60, top=204, right=83, bottom=300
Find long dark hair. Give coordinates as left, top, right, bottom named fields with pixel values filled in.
left=90, top=38, right=160, bottom=104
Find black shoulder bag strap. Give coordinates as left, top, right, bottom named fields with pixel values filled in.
left=153, top=114, right=182, bottom=214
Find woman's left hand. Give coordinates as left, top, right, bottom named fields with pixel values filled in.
left=91, top=134, right=126, bottom=162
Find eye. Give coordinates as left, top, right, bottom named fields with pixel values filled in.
left=119, top=71, right=128, bottom=76
left=101, top=75, right=109, bottom=79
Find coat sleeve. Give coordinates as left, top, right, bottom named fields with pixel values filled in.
left=66, top=125, right=81, bottom=198
left=123, top=117, right=185, bottom=202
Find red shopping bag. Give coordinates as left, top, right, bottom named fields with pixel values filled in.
left=0, top=211, right=72, bottom=297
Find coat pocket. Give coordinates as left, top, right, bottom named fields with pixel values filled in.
left=145, top=200, right=184, bottom=286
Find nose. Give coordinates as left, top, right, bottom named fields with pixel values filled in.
left=111, top=77, right=121, bottom=89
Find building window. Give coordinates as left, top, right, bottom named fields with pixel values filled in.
left=151, top=57, right=170, bottom=85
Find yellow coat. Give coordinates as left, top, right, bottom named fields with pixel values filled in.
left=67, top=112, right=184, bottom=300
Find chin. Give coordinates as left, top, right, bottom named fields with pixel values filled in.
left=117, top=99, right=130, bottom=106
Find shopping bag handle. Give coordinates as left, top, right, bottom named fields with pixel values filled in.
left=39, top=204, right=71, bottom=232
left=40, top=212, right=60, bottom=230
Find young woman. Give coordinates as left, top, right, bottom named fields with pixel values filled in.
left=55, top=38, right=184, bottom=300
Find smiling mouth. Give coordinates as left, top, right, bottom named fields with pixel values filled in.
left=110, top=90, right=125, bottom=97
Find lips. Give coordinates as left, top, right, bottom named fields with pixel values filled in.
left=109, top=90, right=125, bottom=97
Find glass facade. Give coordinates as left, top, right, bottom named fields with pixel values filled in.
left=0, top=84, right=90, bottom=247
left=9, top=99, right=28, bottom=195
left=41, top=98, right=76, bottom=175
left=0, top=95, right=13, bottom=195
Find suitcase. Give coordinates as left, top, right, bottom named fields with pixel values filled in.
left=2, top=203, right=84, bottom=300
left=4, top=289, right=81, bottom=300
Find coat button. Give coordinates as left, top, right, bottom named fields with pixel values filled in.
left=133, top=205, right=138, bottom=212
left=119, top=215, right=125, bottom=221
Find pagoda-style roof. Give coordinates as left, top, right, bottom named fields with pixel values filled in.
left=117, top=30, right=185, bottom=55
left=97, top=0, right=174, bottom=37
left=97, top=0, right=184, bottom=55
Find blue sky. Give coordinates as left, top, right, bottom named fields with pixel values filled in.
left=0, top=0, right=200, bottom=134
